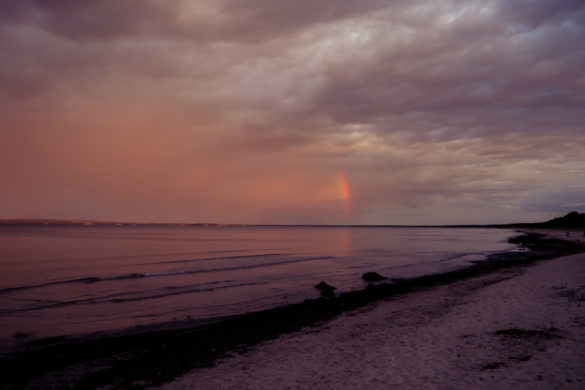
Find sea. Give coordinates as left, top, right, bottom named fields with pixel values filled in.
left=0, top=225, right=518, bottom=351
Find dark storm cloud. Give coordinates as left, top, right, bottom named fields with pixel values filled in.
left=500, top=0, right=585, bottom=28
left=1, top=0, right=391, bottom=42
left=308, top=0, right=585, bottom=140
left=0, top=0, right=172, bottom=40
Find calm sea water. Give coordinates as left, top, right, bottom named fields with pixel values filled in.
left=0, top=225, right=517, bottom=350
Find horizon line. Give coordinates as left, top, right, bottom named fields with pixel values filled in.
left=0, top=217, right=534, bottom=228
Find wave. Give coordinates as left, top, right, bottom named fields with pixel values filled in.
left=439, top=252, right=487, bottom=262
left=0, top=255, right=332, bottom=295
left=143, top=252, right=287, bottom=265
left=0, top=280, right=271, bottom=315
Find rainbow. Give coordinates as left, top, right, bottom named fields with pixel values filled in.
left=337, top=171, right=351, bottom=215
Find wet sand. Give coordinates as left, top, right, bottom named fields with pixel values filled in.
left=161, top=234, right=585, bottom=390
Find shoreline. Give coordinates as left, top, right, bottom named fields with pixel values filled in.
left=1, top=232, right=584, bottom=389
left=163, top=236, right=585, bottom=390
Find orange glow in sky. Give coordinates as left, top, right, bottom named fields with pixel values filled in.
left=338, top=172, right=351, bottom=215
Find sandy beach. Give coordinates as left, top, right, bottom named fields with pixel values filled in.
left=160, top=232, right=585, bottom=390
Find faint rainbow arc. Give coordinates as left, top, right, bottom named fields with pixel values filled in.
left=337, top=172, right=351, bottom=215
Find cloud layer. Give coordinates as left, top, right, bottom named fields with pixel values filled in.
left=1, top=0, right=584, bottom=224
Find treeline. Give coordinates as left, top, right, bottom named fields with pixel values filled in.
left=509, top=211, right=585, bottom=229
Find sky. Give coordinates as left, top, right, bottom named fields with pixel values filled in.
left=1, top=0, right=584, bottom=225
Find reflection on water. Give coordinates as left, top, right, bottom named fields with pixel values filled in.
left=0, top=225, right=515, bottom=349
left=340, top=228, right=352, bottom=255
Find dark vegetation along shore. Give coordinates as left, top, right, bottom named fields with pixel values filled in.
left=1, top=232, right=585, bottom=389
left=508, top=211, right=585, bottom=229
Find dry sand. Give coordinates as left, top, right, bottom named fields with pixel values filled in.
left=159, top=233, right=585, bottom=390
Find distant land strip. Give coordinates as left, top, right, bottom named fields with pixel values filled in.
left=0, top=211, right=584, bottom=229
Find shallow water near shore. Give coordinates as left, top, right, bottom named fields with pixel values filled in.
left=0, top=225, right=516, bottom=350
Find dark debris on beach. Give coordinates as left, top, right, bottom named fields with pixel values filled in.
left=1, top=232, right=584, bottom=389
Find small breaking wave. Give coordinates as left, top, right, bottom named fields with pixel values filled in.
left=0, top=255, right=332, bottom=295
left=143, top=252, right=287, bottom=266
left=0, top=280, right=271, bottom=315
